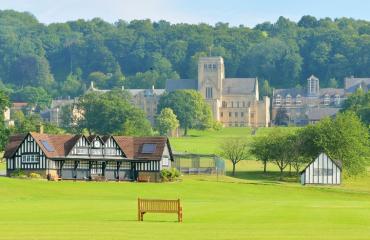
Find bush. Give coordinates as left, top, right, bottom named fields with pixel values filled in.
left=10, top=169, right=27, bottom=179
left=29, top=172, right=42, bottom=179
left=161, top=168, right=180, bottom=182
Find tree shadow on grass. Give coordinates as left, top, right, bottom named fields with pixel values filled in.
left=227, top=171, right=299, bottom=184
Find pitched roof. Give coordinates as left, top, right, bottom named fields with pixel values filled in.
left=3, top=132, right=172, bottom=161
left=306, top=108, right=340, bottom=121
left=222, top=78, right=257, bottom=95
left=165, top=79, right=198, bottom=92
left=3, top=134, right=27, bottom=158
left=113, top=136, right=171, bottom=161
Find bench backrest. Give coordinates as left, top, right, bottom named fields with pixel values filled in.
left=138, top=199, right=180, bottom=213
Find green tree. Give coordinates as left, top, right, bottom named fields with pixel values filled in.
left=11, top=86, right=52, bottom=110
left=158, top=90, right=212, bottom=136
left=313, top=112, right=369, bottom=177
left=341, top=89, right=370, bottom=125
left=156, top=108, right=179, bottom=136
left=220, top=138, right=251, bottom=176
left=120, top=108, right=153, bottom=136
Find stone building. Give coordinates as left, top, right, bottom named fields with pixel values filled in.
left=166, top=57, right=270, bottom=127
left=271, top=75, right=346, bottom=125
left=344, top=76, right=370, bottom=94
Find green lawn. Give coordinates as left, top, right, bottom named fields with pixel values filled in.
left=0, top=129, right=369, bottom=239
left=170, top=127, right=298, bottom=154
left=0, top=164, right=369, bottom=240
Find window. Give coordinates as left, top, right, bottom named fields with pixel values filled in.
left=296, top=94, right=302, bottom=104
left=231, top=101, right=234, bottom=108
left=229, top=112, right=232, bottom=117
left=212, top=64, right=217, bottom=70
left=21, top=154, right=40, bottom=164
left=334, top=94, right=341, bottom=105
left=237, top=101, right=240, bottom=108
left=162, top=156, right=169, bottom=166
left=222, top=101, right=227, bottom=108
left=41, top=140, right=54, bottom=152
left=323, top=94, right=330, bottom=105
left=206, top=87, right=213, bottom=99
left=313, top=168, right=333, bottom=176
left=204, top=64, right=207, bottom=70
left=241, top=112, right=244, bottom=117
left=242, top=101, right=246, bottom=107
left=76, top=148, right=88, bottom=155
left=91, top=149, right=102, bottom=155
left=208, top=64, right=212, bottom=70
left=275, top=95, right=281, bottom=105
left=235, top=112, right=238, bottom=117
left=285, top=94, right=291, bottom=105
left=105, top=148, right=117, bottom=156
left=220, top=112, right=223, bottom=117
left=142, top=143, right=157, bottom=153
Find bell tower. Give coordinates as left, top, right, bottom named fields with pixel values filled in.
left=198, top=57, right=225, bottom=121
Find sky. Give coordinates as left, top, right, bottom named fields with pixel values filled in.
left=1, top=0, right=370, bottom=27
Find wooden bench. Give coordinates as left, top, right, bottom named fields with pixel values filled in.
left=138, top=198, right=182, bottom=222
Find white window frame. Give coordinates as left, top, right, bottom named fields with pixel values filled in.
left=21, top=154, right=40, bottom=164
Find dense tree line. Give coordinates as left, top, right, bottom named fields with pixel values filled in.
left=2, top=10, right=370, bottom=106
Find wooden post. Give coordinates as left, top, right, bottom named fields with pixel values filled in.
left=137, top=198, right=141, bottom=221
left=116, top=161, right=121, bottom=181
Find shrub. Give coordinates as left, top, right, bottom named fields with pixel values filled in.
left=10, top=169, right=27, bottom=179
left=160, top=168, right=180, bottom=182
left=29, top=172, right=42, bottom=179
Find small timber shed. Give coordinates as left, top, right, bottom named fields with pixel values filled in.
left=300, top=153, right=342, bottom=185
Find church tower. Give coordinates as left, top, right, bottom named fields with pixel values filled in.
left=198, top=57, right=225, bottom=121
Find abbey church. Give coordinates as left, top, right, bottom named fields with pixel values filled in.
left=166, top=57, right=270, bottom=127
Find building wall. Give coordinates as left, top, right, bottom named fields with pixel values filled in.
left=301, top=153, right=341, bottom=185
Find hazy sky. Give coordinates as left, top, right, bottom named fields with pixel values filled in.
left=1, top=0, right=370, bottom=26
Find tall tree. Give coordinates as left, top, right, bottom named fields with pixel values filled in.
left=220, top=138, right=251, bottom=176
left=158, top=90, right=212, bottom=136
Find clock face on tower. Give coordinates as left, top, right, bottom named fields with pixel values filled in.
left=93, top=140, right=101, bottom=148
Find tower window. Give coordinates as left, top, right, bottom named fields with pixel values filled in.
left=206, top=87, right=213, bottom=99
left=222, top=101, right=227, bottom=108
left=212, top=64, right=217, bottom=70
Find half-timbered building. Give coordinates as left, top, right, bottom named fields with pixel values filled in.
left=4, top=132, right=173, bottom=182
left=300, top=153, right=342, bottom=185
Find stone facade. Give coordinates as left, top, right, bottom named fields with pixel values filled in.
left=167, top=57, right=270, bottom=127
left=271, top=75, right=346, bottom=125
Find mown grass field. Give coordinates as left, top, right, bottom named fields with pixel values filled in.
left=0, top=128, right=369, bottom=240
left=169, top=127, right=298, bottom=154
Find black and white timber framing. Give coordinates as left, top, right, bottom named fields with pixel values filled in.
left=300, top=153, right=342, bottom=185
left=4, top=132, right=173, bottom=181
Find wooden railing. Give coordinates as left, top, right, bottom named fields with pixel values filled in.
left=138, top=198, right=182, bottom=222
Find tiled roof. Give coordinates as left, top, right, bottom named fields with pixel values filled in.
left=222, top=78, right=257, bottom=95
left=165, top=79, right=198, bottom=92
left=3, top=134, right=27, bottom=158
left=4, top=132, right=171, bottom=161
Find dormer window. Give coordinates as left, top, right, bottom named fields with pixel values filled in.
left=275, top=95, right=281, bottom=105
left=285, top=94, right=291, bottom=105
left=296, top=94, right=302, bottom=105
left=323, top=94, right=330, bottom=105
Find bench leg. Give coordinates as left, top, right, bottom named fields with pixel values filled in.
left=141, top=212, right=145, bottom=221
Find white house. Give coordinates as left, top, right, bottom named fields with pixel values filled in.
left=300, top=153, right=341, bottom=185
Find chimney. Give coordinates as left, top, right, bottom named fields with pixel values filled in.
left=37, top=123, right=44, bottom=134
left=90, top=81, right=94, bottom=89
left=152, top=85, right=155, bottom=90
left=122, top=85, right=125, bottom=90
